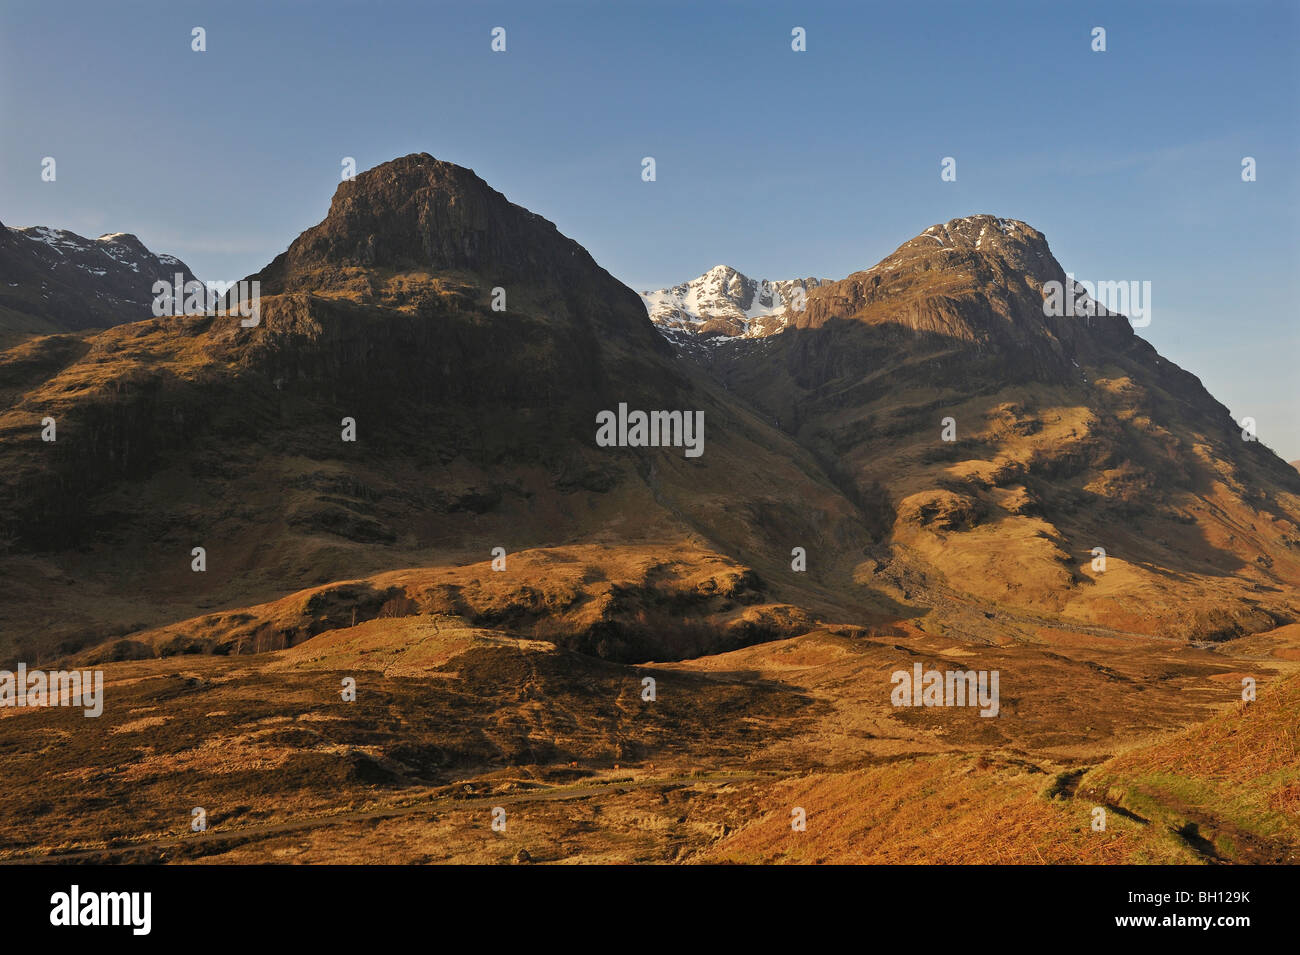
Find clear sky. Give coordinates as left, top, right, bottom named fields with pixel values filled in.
left=2, top=0, right=1297, bottom=457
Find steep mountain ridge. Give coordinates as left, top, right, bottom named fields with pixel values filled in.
left=706, top=214, right=1300, bottom=640
left=787, top=215, right=1142, bottom=375
left=249, top=153, right=666, bottom=351
left=0, top=219, right=199, bottom=341
left=640, top=265, right=825, bottom=344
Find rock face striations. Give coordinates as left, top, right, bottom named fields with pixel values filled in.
left=250, top=153, right=667, bottom=351
left=786, top=216, right=1144, bottom=377
left=0, top=155, right=683, bottom=552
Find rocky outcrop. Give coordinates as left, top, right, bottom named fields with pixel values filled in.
left=249, top=153, right=668, bottom=352
left=789, top=216, right=1138, bottom=376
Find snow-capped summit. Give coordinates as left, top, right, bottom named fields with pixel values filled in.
left=640, top=265, right=826, bottom=346
left=12, top=225, right=173, bottom=276
left=0, top=220, right=200, bottom=338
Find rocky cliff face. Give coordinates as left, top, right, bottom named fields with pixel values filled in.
left=0, top=220, right=199, bottom=340
left=0, top=155, right=691, bottom=554
left=790, top=216, right=1139, bottom=374
left=250, top=153, right=667, bottom=352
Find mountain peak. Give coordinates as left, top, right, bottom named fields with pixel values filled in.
left=642, top=217, right=1072, bottom=353
left=251, top=152, right=616, bottom=300
left=641, top=266, right=827, bottom=345
left=243, top=153, right=666, bottom=349
left=0, top=223, right=198, bottom=338
left=887, top=215, right=1055, bottom=276
left=926, top=214, right=1035, bottom=243
left=758, top=214, right=1147, bottom=379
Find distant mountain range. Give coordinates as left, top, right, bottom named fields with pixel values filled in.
left=0, top=220, right=198, bottom=343
left=639, top=266, right=825, bottom=347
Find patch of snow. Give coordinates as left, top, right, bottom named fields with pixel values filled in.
left=641, top=266, right=826, bottom=345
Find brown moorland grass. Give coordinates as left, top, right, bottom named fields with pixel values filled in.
left=1079, top=672, right=1300, bottom=863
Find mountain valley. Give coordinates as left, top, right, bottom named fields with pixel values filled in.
left=1, top=155, right=1297, bottom=864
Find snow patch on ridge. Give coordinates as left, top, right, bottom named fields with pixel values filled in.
left=640, top=265, right=826, bottom=347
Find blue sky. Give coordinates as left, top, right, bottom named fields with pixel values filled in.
left=2, top=0, right=1297, bottom=457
